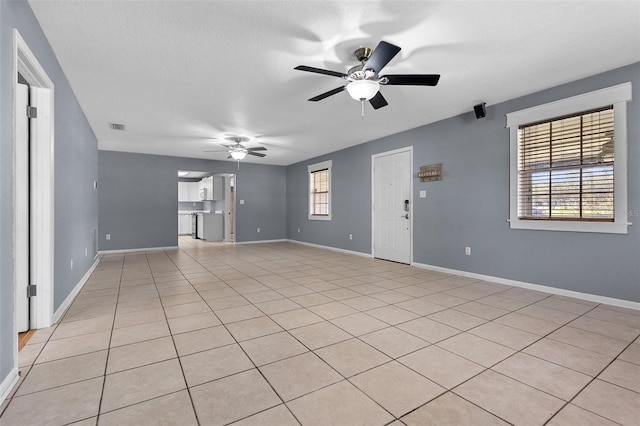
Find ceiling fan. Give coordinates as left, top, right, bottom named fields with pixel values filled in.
left=295, top=41, right=440, bottom=116
left=204, top=136, right=267, bottom=165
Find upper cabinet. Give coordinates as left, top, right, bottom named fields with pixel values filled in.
left=178, top=181, right=202, bottom=201
left=200, top=176, right=224, bottom=200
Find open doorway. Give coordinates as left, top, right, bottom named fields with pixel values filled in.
left=177, top=171, right=235, bottom=247
left=13, top=30, right=56, bottom=354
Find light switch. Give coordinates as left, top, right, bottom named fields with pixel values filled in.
left=419, top=190, right=426, bottom=198
left=240, top=200, right=245, bottom=204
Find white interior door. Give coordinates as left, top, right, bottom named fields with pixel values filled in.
left=16, top=82, right=30, bottom=332
left=373, top=148, right=412, bottom=264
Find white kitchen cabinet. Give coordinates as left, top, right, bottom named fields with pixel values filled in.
left=196, top=213, right=204, bottom=239
left=178, top=182, right=189, bottom=201
left=188, top=182, right=200, bottom=201
left=199, top=176, right=223, bottom=200
left=178, top=214, right=191, bottom=235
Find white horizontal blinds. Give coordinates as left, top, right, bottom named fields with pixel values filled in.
left=310, top=168, right=329, bottom=216
left=518, top=106, right=615, bottom=221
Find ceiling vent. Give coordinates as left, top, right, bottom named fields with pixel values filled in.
left=109, top=122, right=125, bottom=131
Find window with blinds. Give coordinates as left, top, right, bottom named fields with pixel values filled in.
left=517, top=106, right=615, bottom=221
left=309, top=168, right=330, bottom=216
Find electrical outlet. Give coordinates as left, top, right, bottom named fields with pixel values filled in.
left=70, top=259, right=74, bottom=270
left=297, top=228, right=300, bottom=233
left=240, top=200, right=245, bottom=205
left=465, top=246, right=471, bottom=256
left=349, top=234, right=353, bottom=240
left=106, top=234, right=111, bottom=240
left=419, top=190, right=426, bottom=198
left=257, top=228, right=260, bottom=233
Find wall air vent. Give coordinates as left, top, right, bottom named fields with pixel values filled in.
left=109, top=122, right=125, bottom=131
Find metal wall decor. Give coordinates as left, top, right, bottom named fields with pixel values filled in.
left=418, top=164, right=442, bottom=182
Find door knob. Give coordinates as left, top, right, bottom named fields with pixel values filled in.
left=401, top=213, right=409, bottom=219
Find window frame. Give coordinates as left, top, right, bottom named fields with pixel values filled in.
left=506, top=82, right=631, bottom=234
left=308, top=160, right=332, bottom=221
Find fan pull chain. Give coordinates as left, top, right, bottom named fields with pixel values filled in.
left=361, top=99, right=365, bottom=119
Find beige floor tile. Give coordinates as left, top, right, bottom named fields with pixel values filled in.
left=214, top=304, right=265, bottom=324
left=51, top=315, right=114, bottom=340
left=547, top=326, right=628, bottom=357
left=428, top=309, right=487, bottom=330
left=546, top=403, right=618, bottom=426
left=492, top=352, right=591, bottom=400
left=453, top=301, right=509, bottom=320
left=437, top=333, right=515, bottom=368
left=360, top=327, right=429, bottom=359
left=598, top=359, right=640, bottom=392
left=349, top=283, right=387, bottom=295
left=0, top=377, right=103, bottom=426
left=18, top=342, right=46, bottom=367
left=455, top=370, right=564, bottom=425
left=255, top=298, right=302, bottom=315
left=163, top=300, right=211, bottom=319
left=168, top=311, right=222, bottom=334
left=116, top=298, right=162, bottom=314
left=161, top=292, right=203, bottom=307
left=227, top=316, right=283, bottom=341
left=172, top=324, right=235, bottom=356
left=586, top=306, right=640, bottom=328
left=290, top=292, right=334, bottom=307
left=35, top=331, right=111, bottom=364
left=422, top=292, right=468, bottom=308
left=62, top=303, right=117, bottom=322
left=370, top=290, right=413, bottom=304
left=286, top=380, right=394, bottom=426
left=270, top=308, right=324, bottom=329
left=101, top=359, right=186, bottom=413
left=181, top=344, right=254, bottom=387
left=315, top=338, right=390, bottom=377
left=190, top=369, right=281, bottom=426
left=572, top=379, right=640, bottom=425
left=199, top=287, right=240, bottom=300
left=397, top=317, right=461, bottom=343
left=289, top=321, right=352, bottom=350
left=618, top=342, right=640, bottom=365
left=401, top=391, right=509, bottom=426
left=516, top=304, right=579, bottom=324
left=277, top=285, right=315, bottom=298
left=469, top=321, right=540, bottom=350
left=98, top=390, right=198, bottom=425
left=395, top=298, right=446, bottom=316
left=568, top=315, right=639, bottom=342
left=524, top=338, right=613, bottom=376
left=476, top=294, right=530, bottom=311
left=494, top=312, right=560, bottom=336
left=67, top=416, right=98, bottom=425
left=534, top=297, right=594, bottom=315
left=240, top=332, right=308, bottom=366
left=231, top=404, right=299, bottom=426
left=16, top=351, right=107, bottom=396
left=24, top=325, right=56, bottom=345
left=399, top=345, right=485, bottom=389
left=114, top=308, right=166, bottom=329
left=330, top=312, right=388, bottom=336
left=341, top=295, right=388, bottom=311
left=499, top=287, right=549, bottom=304
left=109, top=320, right=170, bottom=347
left=260, top=352, right=342, bottom=401
left=350, top=361, right=445, bottom=417
left=205, top=294, right=251, bottom=310
left=307, top=301, right=359, bottom=320
left=106, top=336, right=177, bottom=374
left=365, top=305, right=419, bottom=325
left=243, top=290, right=283, bottom=304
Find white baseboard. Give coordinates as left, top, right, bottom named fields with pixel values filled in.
left=98, top=246, right=178, bottom=255
left=235, top=239, right=287, bottom=245
left=53, top=258, right=100, bottom=323
left=0, top=368, right=19, bottom=405
left=287, top=239, right=372, bottom=258
left=412, top=262, right=640, bottom=311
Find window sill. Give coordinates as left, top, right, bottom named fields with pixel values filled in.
left=509, top=218, right=628, bottom=234
left=308, top=215, right=331, bottom=221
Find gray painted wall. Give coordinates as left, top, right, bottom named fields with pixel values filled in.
left=287, top=63, right=640, bottom=303
left=98, top=151, right=286, bottom=250
left=0, top=1, right=98, bottom=390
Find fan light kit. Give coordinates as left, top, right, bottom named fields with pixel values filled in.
left=203, top=136, right=267, bottom=168
left=295, top=41, right=440, bottom=118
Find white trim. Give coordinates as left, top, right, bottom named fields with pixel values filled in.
left=371, top=146, right=414, bottom=264
left=412, top=262, right=639, bottom=311
left=0, top=368, right=19, bottom=405
left=52, top=258, right=100, bottom=323
left=507, top=83, right=631, bottom=234
left=98, top=246, right=179, bottom=255
left=308, top=160, right=332, bottom=221
left=287, top=239, right=372, bottom=258
left=235, top=239, right=287, bottom=245
left=505, top=82, right=632, bottom=128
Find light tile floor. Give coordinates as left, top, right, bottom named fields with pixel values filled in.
left=1, top=240, right=639, bottom=425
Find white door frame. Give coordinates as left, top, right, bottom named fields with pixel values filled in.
left=13, top=28, right=55, bottom=346
left=371, top=146, right=413, bottom=263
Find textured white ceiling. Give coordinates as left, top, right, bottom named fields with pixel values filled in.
left=28, top=1, right=640, bottom=166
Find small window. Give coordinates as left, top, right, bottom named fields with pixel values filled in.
left=507, top=83, right=631, bottom=234
left=308, top=160, right=332, bottom=220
